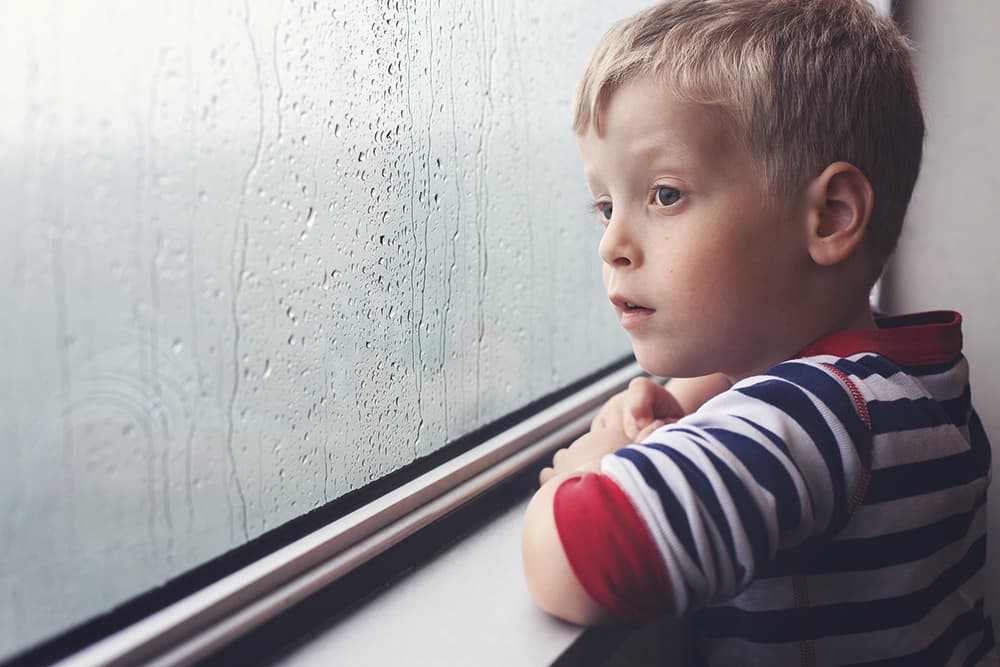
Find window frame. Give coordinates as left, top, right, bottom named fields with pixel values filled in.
left=32, top=361, right=642, bottom=667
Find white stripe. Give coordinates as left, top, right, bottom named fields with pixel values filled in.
left=705, top=575, right=991, bottom=666
left=734, top=506, right=986, bottom=611
left=636, top=443, right=735, bottom=601
left=604, top=438, right=759, bottom=608
left=724, top=370, right=844, bottom=531
left=916, top=355, right=970, bottom=401
left=814, top=351, right=969, bottom=406
left=837, top=477, right=990, bottom=539
left=807, top=571, right=990, bottom=665
left=601, top=453, right=690, bottom=611
left=870, top=423, right=974, bottom=469
left=616, top=446, right=717, bottom=603
left=843, top=364, right=929, bottom=401
left=669, top=410, right=816, bottom=548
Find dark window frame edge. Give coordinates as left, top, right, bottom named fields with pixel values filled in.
left=50, top=362, right=644, bottom=667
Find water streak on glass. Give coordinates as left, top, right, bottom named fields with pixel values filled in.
left=0, top=0, right=646, bottom=658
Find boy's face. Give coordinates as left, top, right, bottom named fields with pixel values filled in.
left=578, top=76, right=812, bottom=381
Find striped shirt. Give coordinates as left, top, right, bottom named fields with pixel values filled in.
left=554, top=311, right=997, bottom=665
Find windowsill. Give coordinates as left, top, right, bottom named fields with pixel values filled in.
left=272, top=497, right=585, bottom=666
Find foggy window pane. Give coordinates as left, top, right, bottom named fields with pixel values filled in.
left=0, top=0, right=644, bottom=658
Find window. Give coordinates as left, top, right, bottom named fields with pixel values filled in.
left=0, top=1, right=651, bottom=662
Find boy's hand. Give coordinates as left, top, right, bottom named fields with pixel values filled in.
left=538, top=427, right=638, bottom=486
left=590, top=377, right=684, bottom=439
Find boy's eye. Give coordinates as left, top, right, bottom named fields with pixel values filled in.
left=654, top=186, right=681, bottom=206
left=597, top=201, right=613, bottom=220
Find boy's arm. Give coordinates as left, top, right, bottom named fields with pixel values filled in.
left=666, top=373, right=733, bottom=414
left=524, top=362, right=871, bottom=624
left=524, top=428, right=675, bottom=624
left=524, top=428, right=633, bottom=623
left=521, top=466, right=611, bottom=626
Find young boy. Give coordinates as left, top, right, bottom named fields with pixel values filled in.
left=522, top=0, right=997, bottom=664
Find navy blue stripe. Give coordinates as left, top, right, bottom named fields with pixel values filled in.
left=766, top=492, right=986, bottom=575
left=737, top=374, right=851, bottom=534
left=964, top=615, right=995, bottom=666
left=702, top=427, right=801, bottom=536
left=938, top=384, right=972, bottom=427
left=831, top=356, right=895, bottom=380
left=696, top=534, right=986, bottom=642
left=641, top=440, right=741, bottom=584
left=969, top=410, right=993, bottom=472
left=735, top=415, right=792, bottom=458
left=903, top=355, right=966, bottom=377
left=865, top=450, right=984, bottom=504
left=768, top=362, right=870, bottom=459
left=697, top=446, right=770, bottom=579
left=700, top=505, right=726, bottom=595
left=830, top=353, right=965, bottom=381
left=844, top=599, right=988, bottom=666
left=867, top=396, right=957, bottom=434
left=640, top=427, right=758, bottom=583
left=616, top=447, right=704, bottom=573
left=767, top=362, right=867, bottom=438
left=832, top=354, right=903, bottom=380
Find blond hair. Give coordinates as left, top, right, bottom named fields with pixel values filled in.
left=574, top=0, right=924, bottom=282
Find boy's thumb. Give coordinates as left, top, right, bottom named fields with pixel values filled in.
left=635, top=419, right=669, bottom=441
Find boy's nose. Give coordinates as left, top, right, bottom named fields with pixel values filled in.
left=598, top=217, right=640, bottom=268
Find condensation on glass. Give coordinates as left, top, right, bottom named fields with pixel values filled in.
left=0, top=0, right=648, bottom=658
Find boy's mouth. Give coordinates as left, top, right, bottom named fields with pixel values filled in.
left=609, top=295, right=655, bottom=329
left=609, top=294, right=653, bottom=311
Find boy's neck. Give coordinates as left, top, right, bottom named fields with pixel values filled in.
left=725, top=291, right=877, bottom=385
left=839, top=298, right=878, bottom=332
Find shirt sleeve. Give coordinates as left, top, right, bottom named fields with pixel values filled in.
left=553, top=473, right=672, bottom=621
left=552, top=360, right=872, bottom=619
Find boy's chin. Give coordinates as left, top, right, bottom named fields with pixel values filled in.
left=633, top=353, right=682, bottom=379
left=633, top=350, right=715, bottom=380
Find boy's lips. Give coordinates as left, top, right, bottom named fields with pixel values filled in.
left=609, top=294, right=655, bottom=329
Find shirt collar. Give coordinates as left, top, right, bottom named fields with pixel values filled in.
left=797, top=311, right=963, bottom=366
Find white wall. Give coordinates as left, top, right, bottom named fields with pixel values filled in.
left=881, top=0, right=1000, bottom=629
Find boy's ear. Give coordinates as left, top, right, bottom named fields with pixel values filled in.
left=805, top=161, right=874, bottom=267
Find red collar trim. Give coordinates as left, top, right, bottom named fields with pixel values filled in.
left=797, top=311, right=963, bottom=367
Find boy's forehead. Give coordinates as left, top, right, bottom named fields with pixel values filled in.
left=580, top=80, right=737, bottom=172
left=617, top=79, right=729, bottom=141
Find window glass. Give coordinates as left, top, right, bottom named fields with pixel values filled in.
left=0, top=0, right=645, bottom=659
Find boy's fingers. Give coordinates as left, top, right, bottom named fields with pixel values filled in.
left=635, top=419, right=669, bottom=441
left=593, top=411, right=624, bottom=432
left=621, top=411, right=639, bottom=439
left=628, top=376, right=687, bottom=422
left=591, top=393, right=626, bottom=431
left=552, top=447, right=567, bottom=467
left=539, top=466, right=554, bottom=485
left=625, top=377, right=661, bottom=432
left=650, top=382, right=686, bottom=420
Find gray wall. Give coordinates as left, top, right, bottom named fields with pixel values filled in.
left=882, top=0, right=1000, bottom=628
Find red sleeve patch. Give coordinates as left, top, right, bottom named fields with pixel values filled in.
left=553, top=473, right=673, bottom=622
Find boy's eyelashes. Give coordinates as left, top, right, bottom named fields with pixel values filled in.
left=652, top=185, right=682, bottom=206
left=592, top=200, right=613, bottom=221
left=586, top=185, right=684, bottom=223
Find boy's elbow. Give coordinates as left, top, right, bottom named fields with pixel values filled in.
left=521, top=477, right=611, bottom=626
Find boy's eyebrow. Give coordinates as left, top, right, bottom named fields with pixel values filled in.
left=630, top=135, right=694, bottom=166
